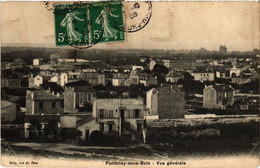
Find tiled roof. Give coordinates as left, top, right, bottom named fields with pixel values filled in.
left=31, top=90, right=63, bottom=100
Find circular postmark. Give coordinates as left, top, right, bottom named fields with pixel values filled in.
left=114, top=1, right=152, bottom=33
left=44, top=1, right=85, bottom=14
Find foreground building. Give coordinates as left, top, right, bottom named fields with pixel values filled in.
left=203, top=84, right=235, bottom=109
left=77, top=98, right=146, bottom=142
left=26, top=90, right=64, bottom=115
left=64, top=84, right=96, bottom=113
left=146, top=86, right=185, bottom=119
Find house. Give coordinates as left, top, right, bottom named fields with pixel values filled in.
left=162, top=58, right=196, bottom=70
left=26, top=90, right=64, bottom=115
left=203, top=84, right=235, bottom=109
left=97, top=73, right=106, bottom=86
left=216, top=70, right=227, bottom=78
left=1, top=78, right=21, bottom=88
left=64, top=84, right=96, bottom=113
left=80, top=70, right=106, bottom=86
left=50, top=73, right=68, bottom=87
left=231, top=77, right=251, bottom=85
left=230, top=66, right=242, bottom=77
left=1, top=100, right=17, bottom=123
left=124, top=78, right=138, bottom=87
left=149, top=60, right=157, bottom=71
left=112, top=73, right=127, bottom=86
left=33, top=58, right=44, bottom=66
left=165, top=70, right=184, bottom=83
left=139, top=76, right=158, bottom=86
left=146, top=86, right=185, bottom=119
left=191, top=71, right=214, bottom=82
left=83, top=98, right=145, bottom=142
left=132, top=65, right=144, bottom=71
left=28, top=74, right=43, bottom=88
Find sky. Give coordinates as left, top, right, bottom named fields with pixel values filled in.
left=1, top=1, right=259, bottom=51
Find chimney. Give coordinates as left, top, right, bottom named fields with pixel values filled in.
left=52, top=91, right=55, bottom=95
left=57, top=92, right=60, bottom=97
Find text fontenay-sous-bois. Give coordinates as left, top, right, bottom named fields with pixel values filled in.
left=105, top=160, right=186, bottom=166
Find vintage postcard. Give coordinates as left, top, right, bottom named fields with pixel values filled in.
left=1, top=1, right=260, bottom=168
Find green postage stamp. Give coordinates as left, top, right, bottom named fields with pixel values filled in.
left=54, top=1, right=125, bottom=47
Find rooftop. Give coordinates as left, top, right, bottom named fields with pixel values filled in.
left=212, top=84, right=234, bottom=91
left=28, top=90, right=63, bottom=100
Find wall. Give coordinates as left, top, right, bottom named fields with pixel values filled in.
left=203, top=87, right=219, bottom=109
left=33, top=100, right=63, bottom=114
left=1, top=100, right=16, bottom=122
left=193, top=73, right=215, bottom=82
left=64, top=87, right=77, bottom=113
left=26, top=95, right=33, bottom=114
left=158, top=88, right=185, bottom=119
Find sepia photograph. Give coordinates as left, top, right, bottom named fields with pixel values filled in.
left=1, top=1, right=260, bottom=167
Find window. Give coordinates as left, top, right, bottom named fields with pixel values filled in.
left=88, top=94, right=91, bottom=102
left=60, top=100, right=64, bottom=108
left=99, top=109, right=104, bottom=118
left=126, top=109, right=131, bottom=118
left=39, top=102, right=43, bottom=112
left=108, top=124, right=113, bottom=132
left=134, top=109, right=140, bottom=118
left=52, top=102, right=56, bottom=108
left=79, top=93, right=84, bottom=107
left=218, top=92, right=222, bottom=101
left=100, top=123, right=104, bottom=131
left=108, top=110, right=113, bottom=118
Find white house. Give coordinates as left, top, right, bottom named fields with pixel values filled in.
left=191, top=71, right=215, bottom=82
left=33, top=58, right=43, bottom=66
left=28, top=74, right=43, bottom=88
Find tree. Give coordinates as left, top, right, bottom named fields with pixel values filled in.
left=27, top=119, right=42, bottom=139
left=44, top=119, right=60, bottom=141
left=152, top=64, right=169, bottom=75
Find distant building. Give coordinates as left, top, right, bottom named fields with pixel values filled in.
left=230, top=66, right=242, bottom=77
left=162, top=58, right=196, bottom=70
left=216, top=70, right=227, bottom=78
left=132, top=65, right=144, bottom=71
left=1, top=100, right=17, bottom=123
left=112, top=73, right=127, bottom=86
left=149, top=60, right=157, bottom=71
left=227, top=58, right=237, bottom=66
left=146, top=86, right=185, bottom=119
left=165, top=70, right=184, bottom=83
left=203, top=85, right=234, bottom=109
left=28, top=74, right=43, bottom=88
left=219, top=45, right=227, bottom=54
left=231, top=77, right=251, bottom=85
left=64, top=85, right=96, bottom=113
left=26, top=90, right=64, bottom=115
left=1, top=78, right=21, bottom=88
left=139, top=76, right=158, bottom=86
left=191, top=71, right=215, bottom=82
left=80, top=70, right=106, bottom=86
left=33, top=58, right=44, bottom=66
left=57, top=59, right=89, bottom=64
left=50, top=73, right=69, bottom=87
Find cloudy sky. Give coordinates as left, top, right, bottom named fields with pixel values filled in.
left=1, top=1, right=259, bottom=51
